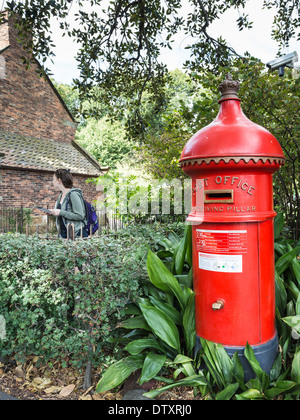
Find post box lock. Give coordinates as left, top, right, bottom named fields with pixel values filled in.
left=212, top=300, right=224, bottom=311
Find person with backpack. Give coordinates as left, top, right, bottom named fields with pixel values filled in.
left=48, top=169, right=89, bottom=239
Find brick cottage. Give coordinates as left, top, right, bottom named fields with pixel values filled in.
left=0, top=13, right=108, bottom=228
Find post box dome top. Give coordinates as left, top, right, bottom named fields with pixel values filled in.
left=179, top=74, right=285, bottom=168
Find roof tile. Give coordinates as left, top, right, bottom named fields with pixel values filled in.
left=0, top=130, right=104, bottom=176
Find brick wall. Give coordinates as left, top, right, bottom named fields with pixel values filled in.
left=0, top=15, right=77, bottom=143
left=0, top=15, right=104, bottom=229
left=0, top=167, right=102, bottom=210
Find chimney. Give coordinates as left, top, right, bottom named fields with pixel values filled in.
left=0, top=11, right=24, bottom=51
left=0, top=11, right=10, bottom=51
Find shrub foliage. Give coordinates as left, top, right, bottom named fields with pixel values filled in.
left=0, top=232, right=150, bottom=367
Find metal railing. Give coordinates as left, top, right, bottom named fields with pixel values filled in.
left=0, top=206, right=24, bottom=234
left=0, top=206, right=187, bottom=238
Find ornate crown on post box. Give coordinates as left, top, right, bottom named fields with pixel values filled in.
left=219, top=74, right=240, bottom=100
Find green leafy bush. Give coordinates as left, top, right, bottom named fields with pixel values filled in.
left=0, top=223, right=186, bottom=369
left=0, top=232, right=151, bottom=367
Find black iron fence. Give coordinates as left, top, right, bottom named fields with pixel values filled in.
left=0, top=206, right=25, bottom=234
left=1, top=206, right=299, bottom=240
left=0, top=206, right=187, bottom=237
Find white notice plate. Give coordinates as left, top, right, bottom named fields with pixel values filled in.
left=199, top=252, right=242, bottom=273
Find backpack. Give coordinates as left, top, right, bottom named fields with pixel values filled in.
left=66, top=191, right=99, bottom=236
left=83, top=199, right=99, bottom=235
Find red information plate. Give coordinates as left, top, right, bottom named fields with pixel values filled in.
left=196, top=229, right=247, bottom=254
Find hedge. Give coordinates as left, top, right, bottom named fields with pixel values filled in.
left=0, top=224, right=185, bottom=369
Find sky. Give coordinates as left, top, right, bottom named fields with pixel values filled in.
left=35, top=0, right=300, bottom=84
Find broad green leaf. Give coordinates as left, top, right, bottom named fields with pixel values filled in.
left=244, top=343, right=269, bottom=391
left=275, top=271, right=287, bottom=315
left=275, top=247, right=300, bottom=275
left=167, top=231, right=181, bottom=248
left=182, top=294, right=196, bottom=357
left=175, top=274, right=189, bottom=287
left=292, top=256, right=300, bottom=286
left=124, top=303, right=141, bottom=315
left=274, top=212, right=284, bottom=239
left=297, top=293, right=300, bottom=315
left=174, top=224, right=189, bottom=275
left=264, top=380, right=297, bottom=399
left=235, top=389, right=264, bottom=400
left=248, top=377, right=262, bottom=391
left=172, top=354, right=196, bottom=377
left=269, top=353, right=283, bottom=382
left=275, top=242, right=288, bottom=257
left=145, top=283, right=166, bottom=301
left=143, top=375, right=208, bottom=399
left=216, top=382, right=239, bottom=400
left=173, top=367, right=184, bottom=380
left=232, top=352, right=245, bottom=389
left=153, top=376, right=174, bottom=385
left=149, top=295, right=182, bottom=325
left=291, top=350, right=300, bottom=383
left=181, top=362, right=196, bottom=377
left=287, top=277, right=300, bottom=299
left=200, top=338, right=234, bottom=387
left=121, top=315, right=151, bottom=331
left=124, top=338, right=166, bottom=355
left=200, top=338, right=226, bottom=389
left=185, top=225, right=193, bottom=267
left=139, top=302, right=181, bottom=353
left=215, top=343, right=234, bottom=385
left=181, top=285, right=194, bottom=309
left=139, top=352, right=167, bottom=385
left=174, top=240, right=187, bottom=276
left=282, top=315, right=300, bottom=334
left=173, top=354, right=194, bottom=364
left=147, top=250, right=185, bottom=310
left=156, top=250, right=173, bottom=259
left=96, top=355, right=145, bottom=393
left=289, top=383, right=300, bottom=396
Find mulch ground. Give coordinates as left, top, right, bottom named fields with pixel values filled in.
left=0, top=356, right=198, bottom=401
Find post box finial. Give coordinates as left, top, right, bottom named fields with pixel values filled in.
left=219, top=73, right=240, bottom=100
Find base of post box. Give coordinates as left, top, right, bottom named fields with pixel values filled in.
left=195, top=334, right=278, bottom=382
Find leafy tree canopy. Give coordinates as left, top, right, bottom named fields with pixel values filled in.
left=139, top=59, right=299, bottom=236
left=75, top=116, right=136, bottom=169
left=2, top=0, right=299, bottom=124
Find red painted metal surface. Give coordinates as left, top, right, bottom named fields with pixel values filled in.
left=180, top=76, right=285, bottom=347
left=181, top=98, right=284, bottom=163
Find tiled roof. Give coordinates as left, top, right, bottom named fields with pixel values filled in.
left=0, top=130, right=106, bottom=176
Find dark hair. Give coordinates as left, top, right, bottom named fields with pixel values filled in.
left=54, top=169, right=73, bottom=188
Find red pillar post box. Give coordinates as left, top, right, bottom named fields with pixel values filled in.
left=179, top=75, right=285, bottom=379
